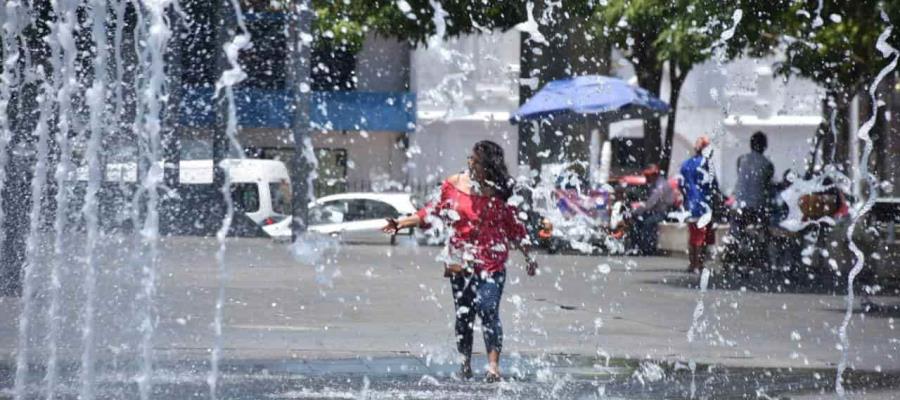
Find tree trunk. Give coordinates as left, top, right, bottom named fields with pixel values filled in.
left=635, top=63, right=663, bottom=167
left=517, top=30, right=540, bottom=174
left=882, top=74, right=900, bottom=198
left=516, top=1, right=609, bottom=177
left=823, top=92, right=851, bottom=172
left=659, top=65, right=686, bottom=176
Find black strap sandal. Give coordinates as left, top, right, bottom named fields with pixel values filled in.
left=459, top=364, right=473, bottom=380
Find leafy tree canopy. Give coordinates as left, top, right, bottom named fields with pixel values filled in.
left=777, top=0, right=900, bottom=98
left=593, top=0, right=786, bottom=84
left=307, top=0, right=527, bottom=52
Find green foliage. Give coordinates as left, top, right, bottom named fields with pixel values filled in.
left=312, top=3, right=367, bottom=53
left=592, top=0, right=785, bottom=82
left=309, top=0, right=526, bottom=53
left=777, top=0, right=900, bottom=97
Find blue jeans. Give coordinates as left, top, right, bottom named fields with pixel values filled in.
left=451, top=270, right=505, bottom=356
left=631, top=212, right=666, bottom=255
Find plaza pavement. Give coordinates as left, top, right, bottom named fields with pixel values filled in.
left=0, top=236, right=897, bottom=394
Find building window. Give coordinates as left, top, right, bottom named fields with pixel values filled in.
left=315, top=148, right=348, bottom=196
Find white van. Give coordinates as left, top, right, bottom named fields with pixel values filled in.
left=81, top=158, right=292, bottom=227
left=178, top=159, right=291, bottom=225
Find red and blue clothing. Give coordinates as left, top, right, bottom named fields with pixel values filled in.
left=417, top=179, right=527, bottom=356
left=679, top=154, right=716, bottom=219
left=416, top=180, right=527, bottom=274
left=680, top=154, right=718, bottom=246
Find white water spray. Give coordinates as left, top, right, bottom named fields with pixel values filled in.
left=135, top=1, right=173, bottom=398
left=515, top=1, right=548, bottom=46
left=835, top=14, right=898, bottom=397
left=0, top=2, right=23, bottom=290
left=78, top=0, right=110, bottom=398
left=208, top=0, right=250, bottom=397
left=14, top=70, right=53, bottom=400
left=44, top=0, right=79, bottom=397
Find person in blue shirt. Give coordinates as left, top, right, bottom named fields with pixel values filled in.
left=679, top=136, right=719, bottom=273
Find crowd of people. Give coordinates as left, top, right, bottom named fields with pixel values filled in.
left=626, top=130, right=856, bottom=278
left=623, top=131, right=781, bottom=271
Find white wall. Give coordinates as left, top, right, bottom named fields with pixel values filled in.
left=410, top=30, right=521, bottom=184
left=410, top=118, right=519, bottom=185
left=611, top=49, right=825, bottom=191
left=312, top=131, right=406, bottom=185
left=356, top=33, right=411, bottom=92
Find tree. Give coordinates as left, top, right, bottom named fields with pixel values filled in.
left=592, top=0, right=785, bottom=174
left=775, top=0, right=900, bottom=172
left=309, top=0, right=526, bottom=49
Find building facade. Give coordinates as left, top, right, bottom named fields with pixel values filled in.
left=177, top=6, right=417, bottom=197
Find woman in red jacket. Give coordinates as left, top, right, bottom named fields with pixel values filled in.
left=383, top=140, right=538, bottom=382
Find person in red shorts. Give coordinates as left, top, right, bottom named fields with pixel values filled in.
left=679, top=136, right=719, bottom=273
left=382, top=140, right=537, bottom=382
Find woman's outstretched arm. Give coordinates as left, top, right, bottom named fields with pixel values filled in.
left=382, top=215, right=422, bottom=234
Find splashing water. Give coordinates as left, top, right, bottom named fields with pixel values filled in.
left=209, top=0, right=251, bottom=397
left=778, top=168, right=849, bottom=232
left=0, top=0, right=21, bottom=305
left=679, top=10, right=744, bottom=387
left=136, top=1, right=174, bottom=398
left=426, top=0, right=450, bottom=62
left=44, top=0, right=79, bottom=397
left=811, top=0, right=824, bottom=28
left=515, top=2, right=547, bottom=46
left=79, top=1, right=111, bottom=398
left=686, top=268, right=711, bottom=344
left=14, top=68, right=52, bottom=400
left=835, top=13, right=898, bottom=398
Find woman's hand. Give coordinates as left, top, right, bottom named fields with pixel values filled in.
left=383, top=215, right=421, bottom=234
left=382, top=218, right=400, bottom=234
left=526, top=258, right=538, bottom=276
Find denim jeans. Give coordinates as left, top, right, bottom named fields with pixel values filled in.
left=450, top=270, right=505, bottom=356
left=631, top=211, right=666, bottom=255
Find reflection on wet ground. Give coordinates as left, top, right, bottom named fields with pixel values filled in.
left=2, top=355, right=899, bottom=399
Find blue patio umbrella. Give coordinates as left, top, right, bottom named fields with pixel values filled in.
left=510, top=75, right=669, bottom=124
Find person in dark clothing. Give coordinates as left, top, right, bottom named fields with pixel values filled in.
left=734, top=132, right=775, bottom=225
left=629, top=164, right=675, bottom=255
left=731, top=131, right=775, bottom=269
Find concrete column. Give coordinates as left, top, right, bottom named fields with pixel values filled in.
left=288, top=0, right=313, bottom=238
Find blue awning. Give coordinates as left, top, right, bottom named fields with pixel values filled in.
left=179, top=87, right=416, bottom=132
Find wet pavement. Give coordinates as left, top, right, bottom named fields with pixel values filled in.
left=2, top=355, right=900, bottom=399
left=1, top=237, right=899, bottom=398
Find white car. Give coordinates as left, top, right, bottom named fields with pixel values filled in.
left=263, top=192, right=418, bottom=244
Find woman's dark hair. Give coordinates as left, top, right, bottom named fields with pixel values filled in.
left=472, top=140, right=514, bottom=200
